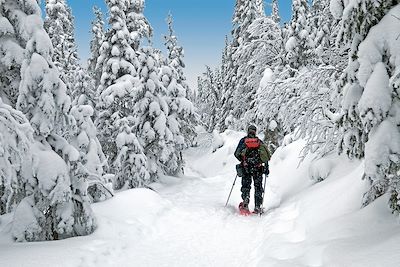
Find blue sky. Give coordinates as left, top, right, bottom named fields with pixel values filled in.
left=41, top=0, right=292, bottom=89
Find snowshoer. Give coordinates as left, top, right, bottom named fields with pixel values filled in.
left=234, top=125, right=270, bottom=214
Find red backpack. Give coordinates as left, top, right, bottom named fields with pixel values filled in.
left=243, top=138, right=262, bottom=167
left=244, top=138, right=261, bottom=149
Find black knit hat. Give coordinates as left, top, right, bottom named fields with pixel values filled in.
left=247, top=125, right=257, bottom=135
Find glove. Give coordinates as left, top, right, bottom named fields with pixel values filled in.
left=263, top=162, right=270, bottom=175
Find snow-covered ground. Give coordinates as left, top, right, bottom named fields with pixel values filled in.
left=1, top=130, right=400, bottom=267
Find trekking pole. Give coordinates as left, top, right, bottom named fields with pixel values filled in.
left=225, top=175, right=238, bottom=207
left=260, top=174, right=268, bottom=215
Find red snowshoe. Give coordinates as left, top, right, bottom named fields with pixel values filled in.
left=238, top=202, right=251, bottom=216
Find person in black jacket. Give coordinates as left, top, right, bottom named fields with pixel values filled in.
left=234, top=125, right=270, bottom=213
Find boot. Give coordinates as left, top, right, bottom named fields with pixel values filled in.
left=239, top=197, right=250, bottom=211
left=253, top=205, right=263, bottom=214
left=243, top=197, right=250, bottom=209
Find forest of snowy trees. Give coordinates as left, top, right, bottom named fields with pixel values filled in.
left=0, top=0, right=400, bottom=244
left=0, top=0, right=195, bottom=241
left=196, top=0, right=400, bottom=214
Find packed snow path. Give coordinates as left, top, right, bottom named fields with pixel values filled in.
left=1, top=130, right=400, bottom=266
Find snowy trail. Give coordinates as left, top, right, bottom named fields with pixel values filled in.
left=2, top=130, right=400, bottom=267
left=0, top=130, right=304, bottom=267
left=78, top=177, right=296, bottom=267
left=86, top=130, right=313, bottom=267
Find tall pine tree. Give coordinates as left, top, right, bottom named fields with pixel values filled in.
left=336, top=1, right=400, bottom=211
left=271, top=0, right=281, bottom=23
left=285, top=0, right=314, bottom=73
left=164, top=13, right=196, bottom=148
left=0, top=0, right=96, bottom=241
left=96, top=0, right=152, bottom=189
left=44, top=0, right=80, bottom=95
left=126, top=0, right=153, bottom=50
left=88, top=6, right=105, bottom=89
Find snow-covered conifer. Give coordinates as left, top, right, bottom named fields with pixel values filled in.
left=114, top=117, right=150, bottom=189
left=135, top=46, right=177, bottom=176
left=271, top=0, right=281, bottom=23
left=126, top=0, right=153, bottom=50
left=164, top=13, right=196, bottom=148
left=196, top=66, right=221, bottom=132
left=1, top=0, right=96, bottom=241
left=165, top=14, right=189, bottom=95
left=227, top=0, right=266, bottom=122
left=336, top=2, right=400, bottom=211
left=44, top=0, right=80, bottom=95
left=232, top=0, right=265, bottom=42
left=72, top=66, right=97, bottom=108
left=96, top=0, right=139, bottom=166
left=69, top=104, right=112, bottom=201
left=309, top=0, right=342, bottom=66
left=232, top=16, right=282, bottom=124
left=285, top=0, right=314, bottom=72
left=336, top=0, right=397, bottom=159
left=219, top=37, right=236, bottom=131
left=88, top=6, right=105, bottom=88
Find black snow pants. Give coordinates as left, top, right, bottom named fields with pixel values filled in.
left=241, top=168, right=263, bottom=207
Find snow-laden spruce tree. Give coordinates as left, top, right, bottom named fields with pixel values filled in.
left=96, top=0, right=140, bottom=167
left=196, top=66, right=221, bottom=133
left=271, top=0, right=281, bottom=23
left=285, top=0, right=314, bottom=73
left=126, top=0, right=153, bottom=50
left=335, top=0, right=397, bottom=159
left=88, top=6, right=105, bottom=89
left=309, top=0, right=343, bottom=66
left=70, top=104, right=112, bottom=202
left=235, top=16, right=283, bottom=128
left=97, top=72, right=150, bottom=189
left=44, top=0, right=80, bottom=95
left=72, top=66, right=97, bottom=108
left=0, top=98, right=34, bottom=215
left=232, top=0, right=265, bottom=42
left=135, top=46, right=178, bottom=177
left=114, top=117, right=150, bottom=189
left=230, top=0, right=265, bottom=121
left=164, top=14, right=196, bottom=148
left=1, top=0, right=96, bottom=241
left=221, top=0, right=265, bottom=124
left=164, top=14, right=190, bottom=98
left=335, top=1, right=400, bottom=211
left=218, top=37, right=236, bottom=131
